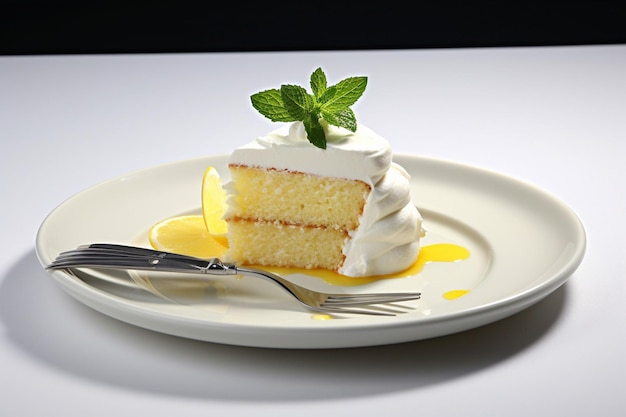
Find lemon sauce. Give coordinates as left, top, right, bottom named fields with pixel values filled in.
left=259, top=243, right=470, bottom=287
left=147, top=212, right=471, bottom=301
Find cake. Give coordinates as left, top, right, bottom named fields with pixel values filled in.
left=222, top=68, right=424, bottom=277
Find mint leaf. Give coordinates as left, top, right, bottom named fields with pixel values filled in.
left=303, top=113, right=326, bottom=149
left=310, top=67, right=327, bottom=99
left=250, top=68, right=367, bottom=149
left=317, top=85, right=337, bottom=105
left=320, top=76, right=367, bottom=110
left=321, top=108, right=357, bottom=132
left=281, top=84, right=314, bottom=120
left=251, top=89, right=295, bottom=122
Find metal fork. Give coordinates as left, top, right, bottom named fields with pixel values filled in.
left=46, top=243, right=421, bottom=316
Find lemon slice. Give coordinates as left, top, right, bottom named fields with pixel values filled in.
left=148, top=214, right=228, bottom=258
left=201, top=166, right=228, bottom=244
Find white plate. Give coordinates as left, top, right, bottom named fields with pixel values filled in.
left=35, top=154, right=586, bottom=349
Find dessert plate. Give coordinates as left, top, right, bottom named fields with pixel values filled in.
left=36, top=155, right=586, bottom=349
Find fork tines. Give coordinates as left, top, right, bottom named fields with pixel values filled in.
left=322, top=293, right=421, bottom=306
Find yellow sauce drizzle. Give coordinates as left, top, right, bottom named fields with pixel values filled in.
left=147, top=214, right=470, bottom=286
left=259, top=243, right=470, bottom=286
left=443, top=289, right=470, bottom=300
left=146, top=213, right=474, bottom=312
left=311, top=314, right=333, bottom=321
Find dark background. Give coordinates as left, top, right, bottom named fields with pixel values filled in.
left=2, top=1, right=626, bottom=55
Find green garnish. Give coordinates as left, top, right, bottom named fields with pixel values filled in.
left=250, top=67, right=368, bottom=149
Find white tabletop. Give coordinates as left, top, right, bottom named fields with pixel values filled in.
left=1, top=44, right=624, bottom=416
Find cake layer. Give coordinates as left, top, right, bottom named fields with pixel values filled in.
left=225, top=220, right=347, bottom=270
left=226, top=165, right=370, bottom=230
left=225, top=121, right=424, bottom=277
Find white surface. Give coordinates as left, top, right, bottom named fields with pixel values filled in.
left=35, top=154, right=585, bottom=348
left=1, top=45, right=624, bottom=415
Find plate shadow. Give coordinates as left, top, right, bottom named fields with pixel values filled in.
left=0, top=249, right=569, bottom=402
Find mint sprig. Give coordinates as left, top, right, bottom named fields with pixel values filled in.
left=250, top=67, right=367, bottom=149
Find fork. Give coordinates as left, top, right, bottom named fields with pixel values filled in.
left=46, top=243, right=421, bottom=316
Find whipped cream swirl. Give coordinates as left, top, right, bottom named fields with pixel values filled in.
left=229, top=121, right=424, bottom=277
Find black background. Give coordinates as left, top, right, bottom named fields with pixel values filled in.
left=2, top=1, right=626, bottom=55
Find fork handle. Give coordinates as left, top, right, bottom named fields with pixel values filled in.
left=50, top=243, right=241, bottom=276
left=97, top=243, right=240, bottom=276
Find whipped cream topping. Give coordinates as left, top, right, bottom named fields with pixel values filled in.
left=231, top=121, right=392, bottom=183
left=228, top=121, right=424, bottom=277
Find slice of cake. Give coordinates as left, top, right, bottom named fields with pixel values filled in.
left=222, top=68, right=424, bottom=277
